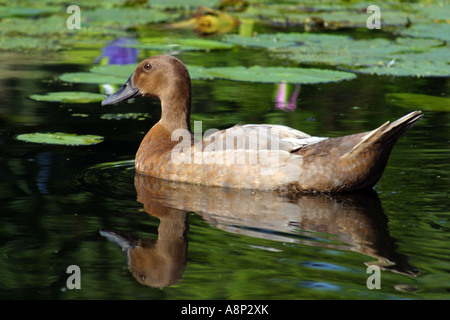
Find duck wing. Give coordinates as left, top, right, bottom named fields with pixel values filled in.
left=199, top=124, right=326, bottom=153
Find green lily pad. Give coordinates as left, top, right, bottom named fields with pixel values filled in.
left=83, top=8, right=178, bottom=28
left=227, top=33, right=449, bottom=77
left=0, top=6, right=59, bottom=18
left=355, top=46, right=450, bottom=77
left=0, top=35, right=62, bottom=51
left=235, top=3, right=418, bottom=27
left=100, top=113, right=151, bottom=120
left=0, top=15, right=126, bottom=52
left=386, top=93, right=450, bottom=112
left=60, top=64, right=138, bottom=85
left=16, top=132, right=104, bottom=146
left=8, top=0, right=126, bottom=9
left=223, top=33, right=301, bottom=49
left=59, top=72, right=128, bottom=85
left=127, top=38, right=235, bottom=51
left=409, top=2, right=450, bottom=22
left=30, top=91, right=105, bottom=103
left=400, top=23, right=450, bottom=42
left=89, top=64, right=139, bottom=78
left=0, top=15, right=67, bottom=36
left=203, top=65, right=356, bottom=84
left=149, top=0, right=221, bottom=8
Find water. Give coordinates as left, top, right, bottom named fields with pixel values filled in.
left=0, top=33, right=449, bottom=300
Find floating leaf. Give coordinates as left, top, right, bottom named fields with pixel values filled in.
left=400, top=23, right=450, bottom=42
left=409, top=2, right=450, bottom=23
left=59, top=72, right=128, bottom=85
left=60, top=64, right=138, bottom=85
left=223, top=33, right=301, bottom=49
left=100, top=113, right=151, bottom=120
left=150, top=0, right=221, bottom=9
left=0, top=6, right=59, bottom=18
left=0, top=15, right=67, bottom=36
left=0, top=35, right=62, bottom=51
left=83, top=7, right=178, bottom=28
left=234, top=4, right=418, bottom=28
left=0, top=14, right=126, bottom=53
left=355, top=47, right=450, bottom=77
left=16, top=132, right=104, bottom=146
left=89, top=63, right=139, bottom=77
left=30, top=91, right=105, bottom=103
left=203, top=65, right=356, bottom=84
left=386, top=93, right=450, bottom=112
left=127, top=38, right=235, bottom=51
left=226, top=33, right=449, bottom=77
left=71, top=113, right=90, bottom=118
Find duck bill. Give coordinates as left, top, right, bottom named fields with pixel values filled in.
left=102, top=75, right=140, bottom=106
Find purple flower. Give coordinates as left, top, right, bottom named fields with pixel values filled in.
left=97, top=38, right=139, bottom=65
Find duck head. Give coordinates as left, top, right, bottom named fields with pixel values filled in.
left=102, top=55, right=191, bottom=105
left=102, top=55, right=192, bottom=131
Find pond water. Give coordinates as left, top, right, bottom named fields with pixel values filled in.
left=1, top=11, right=449, bottom=300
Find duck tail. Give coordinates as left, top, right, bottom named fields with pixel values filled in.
left=349, top=111, right=423, bottom=155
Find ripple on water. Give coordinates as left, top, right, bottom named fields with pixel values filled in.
left=74, top=159, right=136, bottom=199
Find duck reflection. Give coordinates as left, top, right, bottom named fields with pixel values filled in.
left=102, top=174, right=419, bottom=288
left=100, top=203, right=188, bottom=288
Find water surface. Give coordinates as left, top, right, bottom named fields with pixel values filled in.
left=0, top=28, right=449, bottom=300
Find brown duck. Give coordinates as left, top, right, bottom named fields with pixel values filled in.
left=102, top=55, right=422, bottom=193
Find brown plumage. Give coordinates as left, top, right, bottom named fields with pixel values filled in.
left=102, top=55, right=422, bottom=193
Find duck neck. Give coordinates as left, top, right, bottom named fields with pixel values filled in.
left=159, top=89, right=192, bottom=134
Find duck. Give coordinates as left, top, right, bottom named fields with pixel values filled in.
left=102, top=54, right=422, bottom=193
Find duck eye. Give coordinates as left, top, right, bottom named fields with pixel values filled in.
left=143, top=63, right=152, bottom=71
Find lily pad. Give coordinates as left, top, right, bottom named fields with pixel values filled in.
left=235, top=4, right=418, bottom=27
left=60, top=64, right=138, bottom=85
left=100, top=113, right=151, bottom=120
left=126, top=38, right=235, bottom=51
left=223, top=33, right=302, bottom=49
left=0, top=6, right=59, bottom=18
left=203, top=66, right=356, bottom=84
left=400, top=23, right=450, bottom=42
left=355, top=46, right=450, bottom=77
left=30, top=91, right=106, bottom=103
left=409, top=2, right=450, bottom=23
left=226, top=33, right=449, bottom=77
left=0, top=15, right=126, bottom=52
left=0, top=35, right=62, bottom=51
left=0, top=15, right=67, bottom=36
left=59, top=72, right=129, bottom=85
left=83, top=8, right=179, bottom=28
left=150, top=0, right=221, bottom=8
left=16, top=132, right=104, bottom=146
left=90, top=63, right=139, bottom=78
left=386, top=93, right=450, bottom=112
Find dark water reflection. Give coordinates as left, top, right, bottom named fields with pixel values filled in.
left=100, top=173, right=419, bottom=289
